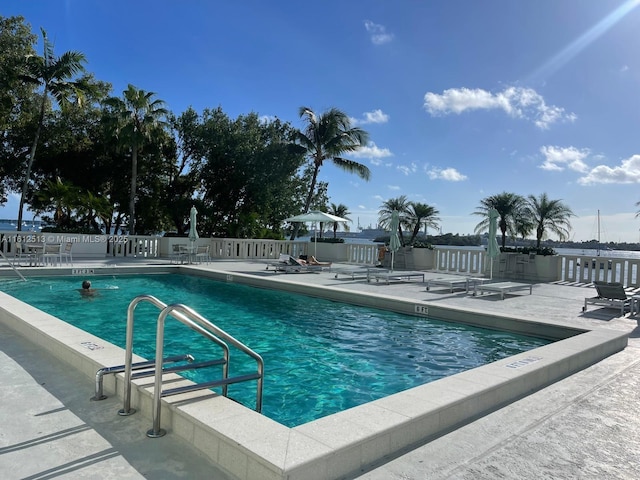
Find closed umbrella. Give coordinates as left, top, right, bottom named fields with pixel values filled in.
left=284, top=210, right=349, bottom=257
left=188, top=206, right=199, bottom=257
left=388, top=210, right=401, bottom=271
left=487, top=208, right=500, bottom=279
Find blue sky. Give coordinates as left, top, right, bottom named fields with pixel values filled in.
left=3, top=0, right=640, bottom=242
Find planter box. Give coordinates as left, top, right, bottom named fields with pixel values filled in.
left=496, top=253, right=560, bottom=283
left=382, top=247, right=435, bottom=270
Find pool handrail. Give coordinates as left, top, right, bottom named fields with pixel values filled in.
left=0, top=250, right=26, bottom=281
left=147, top=302, right=265, bottom=438
left=121, top=294, right=231, bottom=416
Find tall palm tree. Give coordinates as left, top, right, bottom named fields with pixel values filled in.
left=17, top=28, right=90, bottom=231
left=526, top=193, right=575, bottom=249
left=291, top=106, right=370, bottom=239
left=473, top=192, right=526, bottom=248
left=104, top=84, right=168, bottom=234
left=406, top=202, right=440, bottom=245
left=327, top=203, right=351, bottom=238
left=378, top=196, right=411, bottom=246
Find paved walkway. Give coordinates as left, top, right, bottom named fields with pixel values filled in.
left=1, top=258, right=639, bottom=479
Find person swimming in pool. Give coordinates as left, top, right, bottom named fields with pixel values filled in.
left=79, top=280, right=98, bottom=297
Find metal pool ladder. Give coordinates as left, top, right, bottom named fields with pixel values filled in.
left=113, top=294, right=264, bottom=438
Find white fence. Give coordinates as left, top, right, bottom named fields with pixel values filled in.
left=3, top=231, right=638, bottom=287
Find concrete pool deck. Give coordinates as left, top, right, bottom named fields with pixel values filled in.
left=1, top=258, right=639, bottom=479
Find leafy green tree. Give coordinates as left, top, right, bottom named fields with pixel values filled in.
left=103, top=84, right=168, bottom=234
left=525, top=193, right=574, bottom=249
left=192, top=108, right=305, bottom=237
left=0, top=17, right=36, bottom=173
left=378, top=196, right=411, bottom=246
left=406, top=202, right=440, bottom=245
left=290, top=106, right=370, bottom=239
left=327, top=203, right=351, bottom=238
left=17, top=28, right=92, bottom=230
left=473, top=192, right=526, bottom=248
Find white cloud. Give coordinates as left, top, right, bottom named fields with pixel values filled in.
left=388, top=185, right=401, bottom=191
left=540, top=146, right=590, bottom=172
left=364, top=20, right=394, bottom=45
left=351, top=141, right=393, bottom=160
left=426, top=167, right=468, bottom=181
left=423, top=86, right=577, bottom=129
left=578, top=154, right=640, bottom=185
left=350, top=109, right=390, bottom=126
left=620, top=65, right=629, bottom=73
left=397, top=162, right=418, bottom=176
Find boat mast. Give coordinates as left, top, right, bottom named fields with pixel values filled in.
left=597, top=209, right=600, bottom=257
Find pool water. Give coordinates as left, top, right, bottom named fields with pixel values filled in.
left=0, top=274, right=551, bottom=427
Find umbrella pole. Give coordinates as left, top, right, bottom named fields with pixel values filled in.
left=314, top=222, right=317, bottom=258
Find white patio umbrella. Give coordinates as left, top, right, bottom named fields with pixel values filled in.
left=487, top=208, right=500, bottom=279
left=284, top=210, right=349, bottom=257
left=388, top=210, right=401, bottom=271
left=188, top=206, right=199, bottom=250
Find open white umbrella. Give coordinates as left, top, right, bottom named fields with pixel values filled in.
left=284, top=210, right=349, bottom=257
left=188, top=206, right=199, bottom=252
left=486, top=208, right=500, bottom=279
left=388, top=210, right=401, bottom=271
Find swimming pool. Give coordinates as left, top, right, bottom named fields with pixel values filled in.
left=0, top=273, right=551, bottom=427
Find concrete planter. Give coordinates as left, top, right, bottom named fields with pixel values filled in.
left=383, top=247, right=435, bottom=270
left=497, top=253, right=560, bottom=282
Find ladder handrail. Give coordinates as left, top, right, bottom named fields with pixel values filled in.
left=121, top=295, right=231, bottom=415
left=0, top=250, right=26, bottom=281
left=147, top=303, right=264, bottom=438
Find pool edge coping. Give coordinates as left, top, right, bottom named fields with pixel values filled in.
left=0, top=266, right=630, bottom=480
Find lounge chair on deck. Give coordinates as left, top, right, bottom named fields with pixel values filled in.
left=367, top=269, right=426, bottom=284
left=426, top=274, right=486, bottom=293
left=583, top=281, right=632, bottom=316
left=473, top=281, right=534, bottom=300
left=267, top=254, right=322, bottom=273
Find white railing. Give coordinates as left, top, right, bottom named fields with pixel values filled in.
left=559, top=255, right=639, bottom=287
left=434, top=247, right=486, bottom=275
left=7, top=230, right=637, bottom=286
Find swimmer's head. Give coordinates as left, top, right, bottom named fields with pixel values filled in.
left=82, top=280, right=91, bottom=290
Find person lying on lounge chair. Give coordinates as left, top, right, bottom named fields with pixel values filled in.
left=308, top=256, right=332, bottom=266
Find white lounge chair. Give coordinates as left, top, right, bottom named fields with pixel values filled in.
left=473, top=281, right=534, bottom=300
left=426, top=274, right=486, bottom=293
left=267, top=254, right=322, bottom=273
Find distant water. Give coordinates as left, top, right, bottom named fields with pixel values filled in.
left=0, top=219, right=42, bottom=231
left=554, top=247, right=640, bottom=260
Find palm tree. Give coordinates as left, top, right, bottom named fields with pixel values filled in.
left=327, top=203, right=351, bottom=238
left=526, top=193, right=575, bottom=249
left=104, top=84, right=168, bottom=234
left=17, top=28, right=90, bottom=231
left=473, top=192, right=526, bottom=248
left=378, top=196, right=411, bottom=246
left=291, top=106, right=370, bottom=239
left=406, top=202, right=440, bottom=245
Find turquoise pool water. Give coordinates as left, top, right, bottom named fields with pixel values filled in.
left=0, top=274, right=551, bottom=427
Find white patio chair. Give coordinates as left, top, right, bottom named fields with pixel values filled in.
left=60, top=242, right=73, bottom=265
left=170, top=243, right=188, bottom=264
left=41, top=243, right=62, bottom=266
left=194, top=245, right=210, bottom=264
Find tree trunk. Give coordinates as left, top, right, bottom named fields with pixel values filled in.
left=290, top=162, right=320, bottom=240
left=17, top=93, right=47, bottom=231
left=129, top=142, right=138, bottom=234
